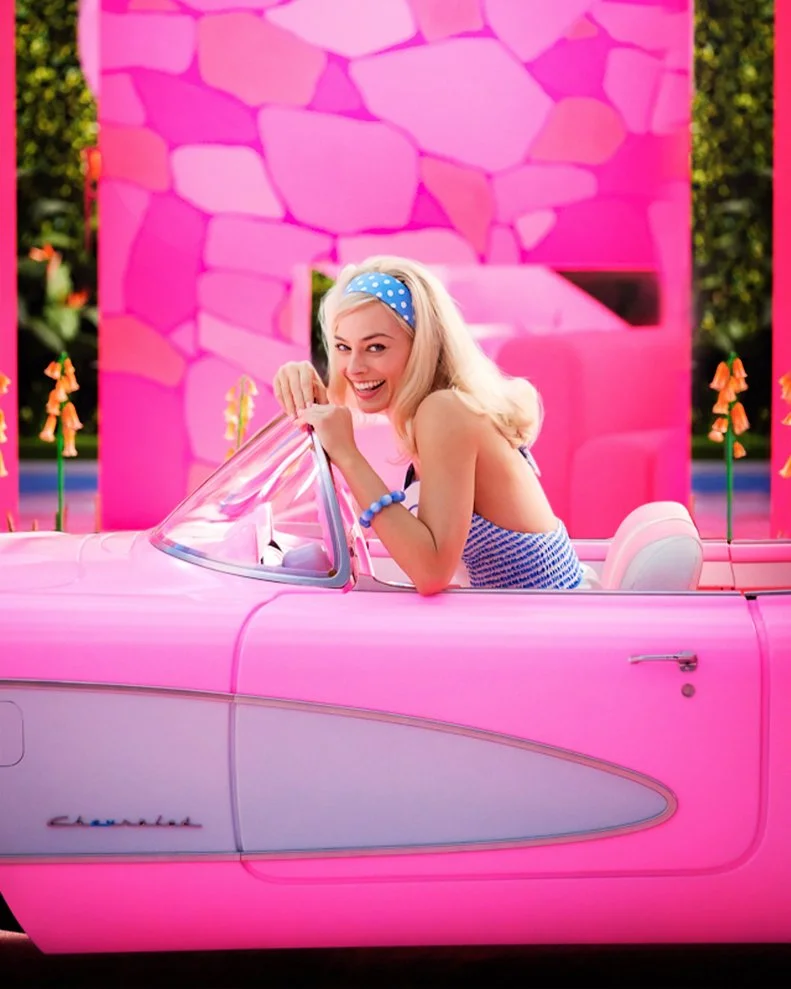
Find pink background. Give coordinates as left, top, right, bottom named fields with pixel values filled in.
left=0, top=0, right=17, bottom=526
left=773, top=1, right=791, bottom=537
left=97, top=0, right=695, bottom=533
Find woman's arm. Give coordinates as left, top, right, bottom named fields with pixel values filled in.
left=299, top=391, right=479, bottom=595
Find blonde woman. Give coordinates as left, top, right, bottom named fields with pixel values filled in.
left=273, top=257, right=583, bottom=595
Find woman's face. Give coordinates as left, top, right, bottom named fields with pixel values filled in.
left=332, top=301, right=413, bottom=415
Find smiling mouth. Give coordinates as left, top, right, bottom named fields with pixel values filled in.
left=351, top=379, right=385, bottom=399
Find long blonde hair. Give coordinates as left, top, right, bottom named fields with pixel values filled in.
left=319, top=257, right=542, bottom=458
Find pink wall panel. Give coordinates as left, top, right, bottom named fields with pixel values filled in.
left=97, top=0, right=693, bottom=530
left=0, top=0, right=18, bottom=525
left=773, top=0, right=791, bottom=537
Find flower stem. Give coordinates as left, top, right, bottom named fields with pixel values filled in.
left=55, top=352, right=67, bottom=532
left=725, top=352, right=735, bottom=543
left=236, top=389, right=243, bottom=451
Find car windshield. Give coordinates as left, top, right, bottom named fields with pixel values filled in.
left=151, top=416, right=351, bottom=587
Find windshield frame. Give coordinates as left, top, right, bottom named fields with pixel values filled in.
left=150, top=416, right=353, bottom=589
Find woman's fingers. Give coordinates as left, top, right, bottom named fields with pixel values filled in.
left=297, top=363, right=317, bottom=411
left=273, top=362, right=326, bottom=418
left=273, top=373, right=295, bottom=418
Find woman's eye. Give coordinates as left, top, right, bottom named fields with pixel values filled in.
left=334, top=343, right=350, bottom=352
left=368, top=344, right=385, bottom=353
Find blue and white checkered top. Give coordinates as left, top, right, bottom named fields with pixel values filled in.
left=461, top=449, right=584, bottom=590
left=405, top=448, right=584, bottom=591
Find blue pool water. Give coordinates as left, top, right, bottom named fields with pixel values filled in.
left=17, top=460, right=772, bottom=494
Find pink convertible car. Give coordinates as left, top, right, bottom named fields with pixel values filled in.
left=0, top=416, right=790, bottom=954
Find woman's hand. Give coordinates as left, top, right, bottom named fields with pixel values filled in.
left=272, top=361, right=328, bottom=417
left=295, top=403, right=359, bottom=469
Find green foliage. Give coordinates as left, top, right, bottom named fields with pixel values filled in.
left=311, top=270, right=334, bottom=382
left=692, top=0, right=773, bottom=436
left=15, top=0, right=96, bottom=256
left=16, top=0, right=97, bottom=438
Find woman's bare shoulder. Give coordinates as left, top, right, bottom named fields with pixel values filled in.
left=414, top=389, right=479, bottom=429
left=413, top=391, right=482, bottom=461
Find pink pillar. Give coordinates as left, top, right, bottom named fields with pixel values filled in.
left=773, top=0, right=791, bottom=536
left=0, top=0, right=18, bottom=526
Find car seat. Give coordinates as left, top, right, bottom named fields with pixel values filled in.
left=600, top=502, right=703, bottom=591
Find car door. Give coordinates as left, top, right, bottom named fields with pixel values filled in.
left=232, top=587, right=762, bottom=880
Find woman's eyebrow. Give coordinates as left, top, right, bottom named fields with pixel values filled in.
left=335, top=332, right=394, bottom=342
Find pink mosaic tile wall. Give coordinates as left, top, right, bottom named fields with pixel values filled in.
left=0, top=1, right=17, bottom=525
left=97, top=0, right=692, bottom=530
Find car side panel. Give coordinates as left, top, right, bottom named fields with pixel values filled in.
left=234, top=590, right=763, bottom=876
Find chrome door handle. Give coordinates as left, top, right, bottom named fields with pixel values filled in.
left=628, top=651, right=698, bottom=673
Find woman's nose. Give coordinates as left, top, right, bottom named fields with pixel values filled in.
left=347, top=350, right=367, bottom=375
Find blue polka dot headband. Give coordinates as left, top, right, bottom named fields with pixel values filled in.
left=343, top=272, right=415, bottom=329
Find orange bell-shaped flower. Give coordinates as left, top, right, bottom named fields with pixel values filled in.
left=730, top=402, right=750, bottom=435
left=730, top=374, right=748, bottom=394
left=707, top=429, right=724, bottom=443
left=62, top=360, right=79, bottom=394
left=712, top=417, right=729, bottom=434
left=781, top=372, right=791, bottom=403
left=61, top=402, right=83, bottom=432
left=731, top=357, right=747, bottom=380
left=44, top=361, right=62, bottom=380
left=709, top=362, right=730, bottom=391
left=62, top=428, right=78, bottom=458
left=39, top=415, right=57, bottom=443
left=781, top=455, right=791, bottom=479
left=733, top=441, right=747, bottom=459
left=712, top=393, right=732, bottom=415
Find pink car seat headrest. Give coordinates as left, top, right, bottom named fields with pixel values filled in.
left=601, top=502, right=703, bottom=592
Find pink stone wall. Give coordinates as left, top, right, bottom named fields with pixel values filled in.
left=0, top=0, right=18, bottom=525
left=773, top=0, right=791, bottom=537
left=98, top=0, right=693, bottom=530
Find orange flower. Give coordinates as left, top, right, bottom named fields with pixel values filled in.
left=707, top=429, right=724, bottom=443
left=29, top=244, right=57, bottom=263
left=39, top=415, right=57, bottom=443
left=709, top=362, right=730, bottom=391
left=730, top=374, right=748, bottom=394
left=712, top=394, right=731, bottom=415
left=0, top=450, right=7, bottom=479
left=62, top=358, right=79, bottom=393
left=781, top=372, right=791, bottom=403
left=731, top=357, right=747, bottom=380
left=44, top=361, right=62, bottom=380
left=29, top=243, right=61, bottom=276
left=0, top=371, right=9, bottom=395
left=781, top=455, right=791, bottom=479
left=783, top=412, right=791, bottom=426
left=83, top=146, right=101, bottom=183
left=730, top=402, right=750, bottom=435
left=66, top=290, right=89, bottom=309
left=61, top=402, right=83, bottom=432
left=48, top=382, right=69, bottom=408
left=733, top=441, right=747, bottom=459
left=712, top=417, right=729, bottom=434
left=62, top=429, right=78, bottom=458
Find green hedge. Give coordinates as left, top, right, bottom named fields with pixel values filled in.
left=692, top=0, right=774, bottom=436
left=15, top=0, right=97, bottom=439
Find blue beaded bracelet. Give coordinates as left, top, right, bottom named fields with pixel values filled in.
left=359, top=490, right=406, bottom=528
